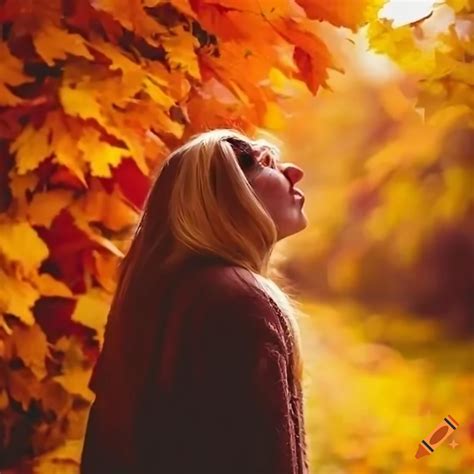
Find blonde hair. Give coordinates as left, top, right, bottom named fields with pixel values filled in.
left=108, top=128, right=305, bottom=386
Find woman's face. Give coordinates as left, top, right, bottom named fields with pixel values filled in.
left=246, top=147, right=308, bottom=241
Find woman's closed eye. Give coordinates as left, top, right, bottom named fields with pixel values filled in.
left=256, top=152, right=278, bottom=170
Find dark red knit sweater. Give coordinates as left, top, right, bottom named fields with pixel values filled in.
left=80, top=255, right=309, bottom=473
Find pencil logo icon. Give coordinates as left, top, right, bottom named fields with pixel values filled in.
left=415, top=414, right=459, bottom=459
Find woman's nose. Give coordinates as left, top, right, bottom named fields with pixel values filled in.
left=280, top=163, right=304, bottom=185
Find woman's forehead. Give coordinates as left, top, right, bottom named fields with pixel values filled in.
left=252, top=141, right=281, bottom=160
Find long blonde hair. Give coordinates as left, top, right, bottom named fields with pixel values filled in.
left=106, top=128, right=304, bottom=386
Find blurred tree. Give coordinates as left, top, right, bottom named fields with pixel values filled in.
left=280, top=1, right=473, bottom=337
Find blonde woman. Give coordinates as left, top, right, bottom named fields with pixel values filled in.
left=80, top=129, right=309, bottom=474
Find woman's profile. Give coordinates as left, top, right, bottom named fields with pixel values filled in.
left=80, top=128, right=309, bottom=474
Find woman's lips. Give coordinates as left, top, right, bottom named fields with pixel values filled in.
left=292, top=189, right=305, bottom=205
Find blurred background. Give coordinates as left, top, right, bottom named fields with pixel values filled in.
left=274, top=3, right=474, bottom=472
left=0, top=0, right=472, bottom=472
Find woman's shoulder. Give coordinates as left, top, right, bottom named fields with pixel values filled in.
left=189, top=263, right=283, bottom=335
left=192, top=261, right=265, bottom=302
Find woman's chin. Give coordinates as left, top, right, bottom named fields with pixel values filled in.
left=277, top=214, right=309, bottom=240
left=297, top=212, right=309, bottom=232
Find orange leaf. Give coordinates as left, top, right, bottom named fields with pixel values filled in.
left=27, top=190, right=75, bottom=228
left=0, top=43, right=34, bottom=106
left=9, top=123, right=53, bottom=174
left=33, top=23, right=93, bottom=66
left=4, top=323, right=50, bottom=380
left=295, top=0, right=369, bottom=32
left=273, top=18, right=339, bottom=94
left=0, top=269, right=39, bottom=325
left=31, top=271, right=74, bottom=298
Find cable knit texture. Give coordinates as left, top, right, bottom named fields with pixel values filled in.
left=80, top=255, right=309, bottom=474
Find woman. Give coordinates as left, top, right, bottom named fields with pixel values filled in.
left=80, top=129, right=309, bottom=474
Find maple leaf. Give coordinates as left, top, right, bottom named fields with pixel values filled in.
left=9, top=123, right=53, bottom=175
left=78, top=128, right=127, bottom=177
left=71, top=287, right=111, bottom=345
left=27, top=190, right=75, bottom=228
left=295, top=0, right=370, bottom=32
left=92, top=0, right=167, bottom=43
left=53, top=368, right=95, bottom=402
left=0, top=269, right=39, bottom=325
left=0, top=221, right=49, bottom=274
left=274, top=17, right=340, bottom=94
left=71, top=180, right=137, bottom=232
left=49, top=119, right=89, bottom=187
left=162, top=25, right=202, bottom=80
left=4, top=323, right=50, bottom=380
left=30, top=271, right=74, bottom=298
left=0, top=43, right=34, bottom=106
left=33, top=23, right=94, bottom=66
left=60, top=84, right=105, bottom=123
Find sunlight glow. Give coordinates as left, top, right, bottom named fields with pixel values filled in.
left=378, top=0, right=440, bottom=27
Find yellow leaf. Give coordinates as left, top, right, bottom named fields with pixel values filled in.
left=102, top=112, right=150, bottom=176
left=89, top=39, right=144, bottom=81
left=0, top=43, right=34, bottom=106
left=446, top=0, right=471, bottom=12
left=0, top=221, right=49, bottom=274
left=27, top=189, right=74, bottom=227
left=78, top=128, right=125, bottom=177
left=143, top=76, right=176, bottom=108
left=46, top=111, right=88, bottom=186
left=33, top=439, right=84, bottom=473
left=162, top=25, right=201, bottom=80
left=91, top=250, right=118, bottom=293
left=65, top=405, right=89, bottom=440
left=106, top=93, right=184, bottom=140
left=73, top=181, right=137, bottom=232
left=31, top=271, right=74, bottom=298
left=54, top=369, right=94, bottom=402
left=367, top=19, right=436, bottom=75
left=8, top=172, right=39, bottom=217
left=97, top=0, right=167, bottom=43
left=0, top=269, right=39, bottom=325
left=9, top=123, right=53, bottom=174
left=6, top=323, right=50, bottom=380
left=71, top=287, right=111, bottom=344
left=94, top=73, right=144, bottom=108
left=147, top=61, right=191, bottom=102
left=33, top=23, right=93, bottom=66
left=427, top=103, right=473, bottom=129
left=54, top=335, right=88, bottom=372
left=60, top=85, right=104, bottom=123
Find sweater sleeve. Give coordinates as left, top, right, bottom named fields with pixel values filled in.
left=190, top=283, right=299, bottom=474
